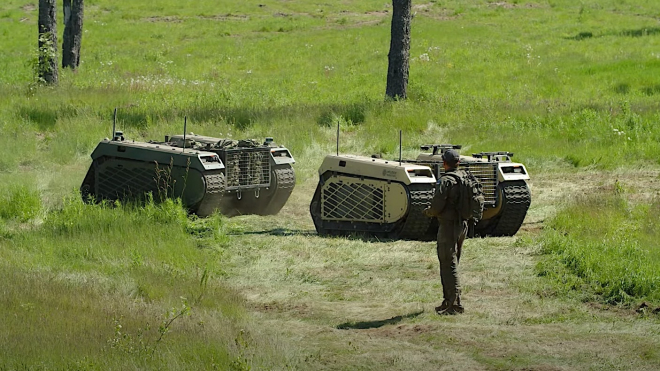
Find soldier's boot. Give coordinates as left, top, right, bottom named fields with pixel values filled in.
left=452, top=297, right=464, bottom=314
left=437, top=298, right=464, bottom=315
left=435, top=300, right=450, bottom=313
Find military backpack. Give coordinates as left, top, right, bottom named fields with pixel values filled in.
left=444, top=170, right=485, bottom=222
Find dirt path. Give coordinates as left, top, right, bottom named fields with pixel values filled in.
left=221, top=168, right=660, bottom=370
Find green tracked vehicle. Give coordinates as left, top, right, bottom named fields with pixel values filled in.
left=80, top=131, right=225, bottom=217
left=415, top=144, right=531, bottom=237
left=309, top=144, right=531, bottom=240
left=164, top=134, right=296, bottom=216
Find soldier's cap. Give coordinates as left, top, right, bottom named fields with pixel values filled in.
left=442, top=149, right=460, bottom=163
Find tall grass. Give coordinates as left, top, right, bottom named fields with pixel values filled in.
left=0, top=197, right=293, bottom=369
left=0, top=184, right=42, bottom=221
left=537, top=192, right=660, bottom=305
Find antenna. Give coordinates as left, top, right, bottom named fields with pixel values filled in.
left=112, top=108, right=117, bottom=141
left=182, top=116, right=187, bottom=152
left=336, top=121, right=340, bottom=156
left=399, top=130, right=402, bottom=165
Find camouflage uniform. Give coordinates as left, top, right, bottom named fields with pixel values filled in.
left=425, top=167, right=468, bottom=314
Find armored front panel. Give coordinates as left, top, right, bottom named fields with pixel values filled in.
left=94, top=158, right=161, bottom=201
left=320, top=175, right=407, bottom=224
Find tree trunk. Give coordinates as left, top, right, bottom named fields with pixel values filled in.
left=62, top=0, right=84, bottom=70
left=38, top=0, right=58, bottom=84
left=385, top=0, right=412, bottom=100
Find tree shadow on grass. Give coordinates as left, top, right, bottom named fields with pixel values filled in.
left=16, top=100, right=380, bottom=132
left=17, top=106, right=58, bottom=131
left=336, top=311, right=424, bottom=330
left=567, top=31, right=594, bottom=40
left=116, top=102, right=375, bottom=130
left=619, top=27, right=660, bottom=37
left=568, top=27, right=660, bottom=41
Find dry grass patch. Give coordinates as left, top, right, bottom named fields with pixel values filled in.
left=217, top=169, right=660, bottom=369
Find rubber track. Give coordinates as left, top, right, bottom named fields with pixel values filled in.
left=273, top=166, right=296, bottom=189
left=488, top=180, right=531, bottom=237
left=260, top=165, right=296, bottom=215
left=395, top=184, right=435, bottom=240
left=195, top=172, right=225, bottom=217
left=309, top=183, right=326, bottom=235
left=80, top=165, right=95, bottom=202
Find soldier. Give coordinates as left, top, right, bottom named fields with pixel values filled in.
left=423, top=149, right=469, bottom=315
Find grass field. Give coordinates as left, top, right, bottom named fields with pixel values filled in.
left=1, top=0, right=660, bottom=369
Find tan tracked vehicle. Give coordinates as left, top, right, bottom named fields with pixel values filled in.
left=80, top=131, right=225, bottom=217
left=310, top=155, right=437, bottom=239
left=164, top=134, right=295, bottom=216
left=309, top=144, right=531, bottom=240
left=415, top=144, right=531, bottom=237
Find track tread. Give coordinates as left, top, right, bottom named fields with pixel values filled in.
left=273, top=167, right=296, bottom=189
left=80, top=165, right=95, bottom=202
left=486, top=180, right=531, bottom=237
left=195, top=172, right=225, bottom=217
left=309, top=182, right=326, bottom=235
left=259, top=165, right=296, bottom=215
left=394, top=185, right=434, bottom=240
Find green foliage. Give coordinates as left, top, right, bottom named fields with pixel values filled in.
left=109, top=273, right=206, bottom=360
left=186, top=213, right=231, bottom=250
left=538, top=193, right=660, bottom=305
left=43, top=195, right=188, bottom=238
left=0, top=194, right=287, bottom=369
left=0, top=185, right=42, bottom=222
left=316, top=102, right=369, bottom=127
left=1, top=0, right=660, bottom=170
left=28, top=32, right=57, bottom=85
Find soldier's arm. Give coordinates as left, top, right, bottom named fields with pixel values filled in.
left=424, top=178, right=451, bottom=217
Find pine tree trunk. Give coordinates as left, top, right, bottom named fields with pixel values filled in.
left=38, top=0, right=58, bottom=84
left=385, top=0, right=412, bottom=100
left=62, top=0, right=84, bottom=70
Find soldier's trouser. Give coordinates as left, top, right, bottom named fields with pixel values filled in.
left=436, top=219, right=468, bottom=308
